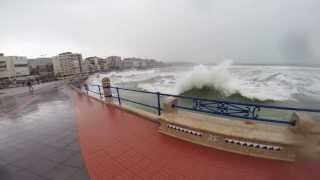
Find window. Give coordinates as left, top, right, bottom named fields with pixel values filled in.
left=0, top=61, right=7, bottom=71
left=15, top=64, right=28, bottom=67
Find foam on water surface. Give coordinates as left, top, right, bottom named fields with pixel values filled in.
left=87, top=61, right=320, bottom=105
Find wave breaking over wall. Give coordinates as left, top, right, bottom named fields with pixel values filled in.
left=177, top=60, right=238, bottom=96
left=87, top=60, right=320, bottom=105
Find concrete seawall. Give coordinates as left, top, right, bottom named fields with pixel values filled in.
left=71, top=80, right=320, bottom=162
left=70, top=82, right=320, bottom=179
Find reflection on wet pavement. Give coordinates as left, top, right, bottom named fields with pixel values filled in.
left=0, top=85, right=89, bottom=180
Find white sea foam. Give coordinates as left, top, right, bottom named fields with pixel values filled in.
left=175, top=61, right=292, bottom=101
left=89, top=61, right=320, bottom=102
left=177, top=60, right=238, bottom=95
left=88, top=68, right=159, bottom=85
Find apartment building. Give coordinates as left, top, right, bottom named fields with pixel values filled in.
left=28, top=58, right=54, bottom=77
left=53, top=52, right=82, bottom=77
left=106, top=56, right=122, bottom=69
left=84, top=56, right=107, bottom=72
left=0, top=55, right=29, bottom=79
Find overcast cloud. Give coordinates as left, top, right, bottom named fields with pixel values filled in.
left=0, top=0, right=319, bottom=65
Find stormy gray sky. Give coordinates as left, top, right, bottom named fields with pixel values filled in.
left=0, top=0, right=320, bottom=65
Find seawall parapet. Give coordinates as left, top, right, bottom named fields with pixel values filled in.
left=70, top=77, right=320, bottom=162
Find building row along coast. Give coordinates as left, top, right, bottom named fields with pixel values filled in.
left=0, top=52, right=164, bottom=88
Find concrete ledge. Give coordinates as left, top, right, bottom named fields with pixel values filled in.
left=159, top=124, right=293, bottom=161
left=161, top=111, right=303, bottom=145
left=107, top=103, right=160, bottom=123
left=158, top=111, right=305, bottom=162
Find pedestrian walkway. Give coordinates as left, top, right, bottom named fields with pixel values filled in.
left=0, top=85, right=89, bottom=180
left=75, top=91, right=320, bottom=180
left=0, top=81, right=62, bottom=98
left=1, top=83, right=319, bottom=180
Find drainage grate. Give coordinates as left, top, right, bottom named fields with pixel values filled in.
left=224, top=138, right=282, bottom=151
left=167, top=124, right=203, bottom=136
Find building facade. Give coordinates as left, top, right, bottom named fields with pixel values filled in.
left=28, top=58, right=54, bottom=78
left=97, top=58, right=111, bottom=72
left=84, top=56, right=108, bottom=73
left=53, top=52, right=82, bottom=77
left=123, top=58, right=146, bottom=69
left=106, top=56, right=122, bottom=69
left=0, top=55, right=29, bottom=79
left=15, top=57, right=30, bottom=77
left=122, top=57, right=163, bottom=69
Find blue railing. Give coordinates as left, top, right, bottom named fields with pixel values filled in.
left=82, top=83, right=320, bottom=126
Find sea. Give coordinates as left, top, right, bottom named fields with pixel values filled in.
left=87, top=60, right=320, bottom=110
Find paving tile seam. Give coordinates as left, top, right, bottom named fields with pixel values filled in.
left=4, top=150, right=81, bottom=179
left=0, top=95, right=34, bottom=117
left=75, top=95, right=175, bottom=178
left=2, top=163, right=51, bottom=180
left=73, top=89, right=320, bottom=180
left=0, top=86, right=89, bottom=180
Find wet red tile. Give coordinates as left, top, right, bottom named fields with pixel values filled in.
left=112, top=171, right=141, bottom=180
left=74, top=91, right=320, bottom=180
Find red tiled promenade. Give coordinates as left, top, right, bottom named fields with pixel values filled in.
left=75, top=91, right=320, bottom=180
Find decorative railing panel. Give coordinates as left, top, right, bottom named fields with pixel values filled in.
left=193, top=99, right=261, bottom=120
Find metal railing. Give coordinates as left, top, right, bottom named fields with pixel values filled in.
left=80, top=83, right=320, bottom=126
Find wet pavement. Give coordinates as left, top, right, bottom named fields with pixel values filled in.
left=2, top=82, right=319, bottom=179
left=0, top=84, right=89, bottom=180
left=0, top=81, right=61, bottom=98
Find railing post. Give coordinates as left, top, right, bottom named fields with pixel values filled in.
left=102, top=77, right=112, bottom=100
left=98, top=85, right=102, bottom=97
left=116, top=87, right=121, bottom=105
left=84, top=84, right=89, bottom=95
left=157, top=92, right=161, bottom=116
left=163, top=97, right=177, bottom=113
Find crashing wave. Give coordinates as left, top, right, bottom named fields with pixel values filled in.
left=88, top=60, right=320, bottom=104
left=176, top=60, right=293, bottom=101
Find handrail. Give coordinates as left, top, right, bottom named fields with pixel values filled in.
left=110, top=86, right=159, bottom=95
left=80, top=83, right=320, bottom=126
left=119, top=97, right=160, bottom=110
left=162, top=92, right=320, bottom=113
left=88, top=84, right=320, bottom=113
left=174, top=105, right=291, bottom=125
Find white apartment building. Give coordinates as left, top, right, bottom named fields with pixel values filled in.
left=123, top=58, right=144, bottom=69
left=106, top=56, right=122, bottom=69
left=122, top=59, right=134, bottom=69
left=0, top=55, right=30, bottom=79
left=28, top=58, right=54, bottom=79
left=85, top=56, right=107, bottom=72
left=53, top=52, right=82, bottom=77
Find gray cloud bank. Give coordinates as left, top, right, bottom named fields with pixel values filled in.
left=0, top=0, right=320, bottom=65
